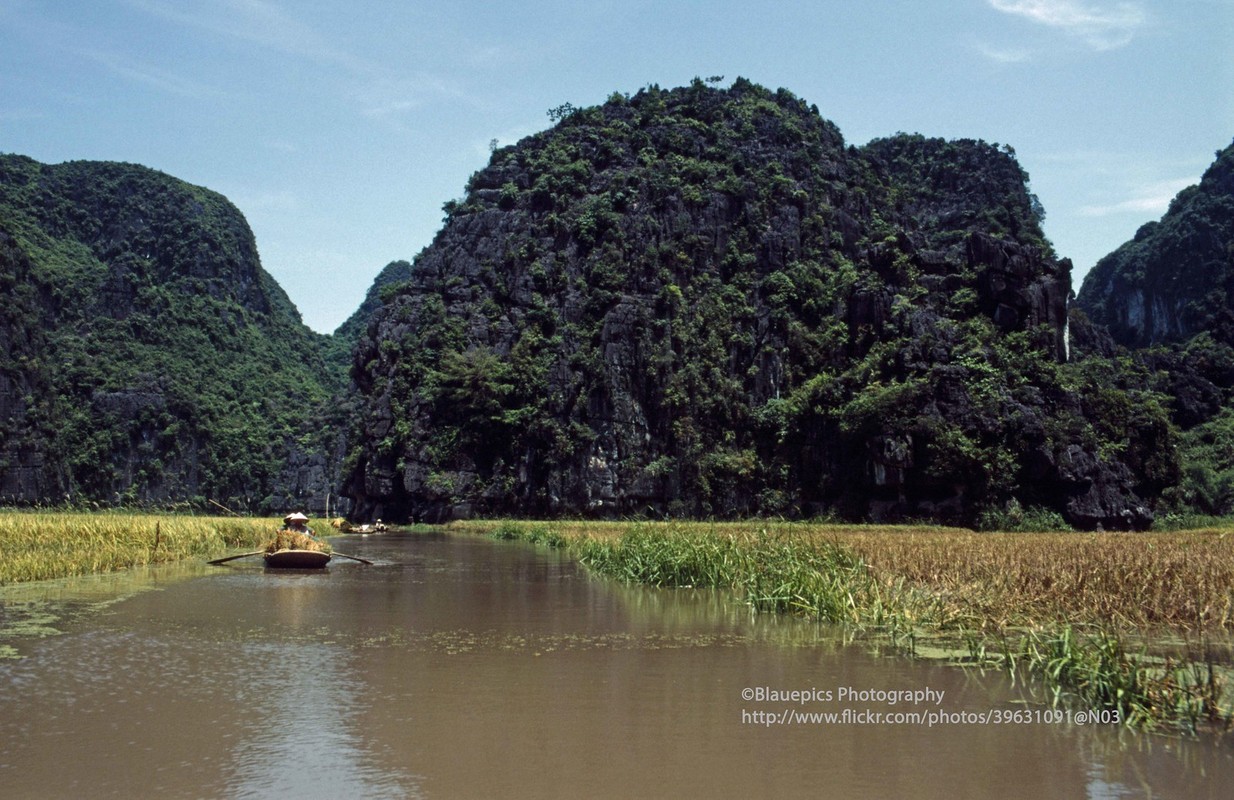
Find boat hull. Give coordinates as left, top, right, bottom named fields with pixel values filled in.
left=264, top=549, right=331, bottom=569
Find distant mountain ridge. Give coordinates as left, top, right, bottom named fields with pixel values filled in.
left=1077, top=139, right=1234, bottom=348
left=1073, top=139, right=1234, bottom=518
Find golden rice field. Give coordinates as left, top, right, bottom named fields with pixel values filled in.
left=0, top=511, right=278, bottom=583
left=834, top=527, right=1234, bottom=632
left=450, top=519, right=1234, bottom=633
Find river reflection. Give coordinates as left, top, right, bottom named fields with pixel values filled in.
left=0, top=531, right=1229, bottom=798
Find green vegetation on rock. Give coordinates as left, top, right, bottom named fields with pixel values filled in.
left=0, top=154, right=345, bottom=511
left=344, top=79, right=1161, bottom=529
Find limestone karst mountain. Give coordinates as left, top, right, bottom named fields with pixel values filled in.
left=343, top=79, right=1165, bottom=529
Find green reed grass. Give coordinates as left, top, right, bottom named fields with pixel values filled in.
left=1001, top=627, right=1230, bottom=733
left=465, top=518, right=1233, bottom=733
left=570, top=524, right=941, bottom=636
left=0, top=511, right=277, bottom=583
left=491, top=521, right=566, bottom=549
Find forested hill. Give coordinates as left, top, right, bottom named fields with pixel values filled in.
left=0, top=154, right=345, bottom=511
left=344, top=78, right=1169, bottom=529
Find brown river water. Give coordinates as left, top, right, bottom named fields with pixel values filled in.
left=1, top=530, right=1230, bottom=798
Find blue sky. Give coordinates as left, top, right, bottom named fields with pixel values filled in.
left=2, top=0, right=1231, bottom=334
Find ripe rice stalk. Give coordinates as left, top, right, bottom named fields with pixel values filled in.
left=0, top=511, right=277, bottom=583
left=264, top=530, right=331, bottom=554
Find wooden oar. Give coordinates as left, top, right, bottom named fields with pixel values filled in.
left=206, top=550, right=265, bottom=565
left=329, top=552, right=375, bottom=565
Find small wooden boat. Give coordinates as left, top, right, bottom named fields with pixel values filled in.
left=263, top=549, right=332, bottom=569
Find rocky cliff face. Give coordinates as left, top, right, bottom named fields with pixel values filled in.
left=0, top=155, right=347, bottom=511
left=0, top=230, right=63, bottom=500
left=1077, top=139, right=1234, bottom=348
left=1072, top=141, right=1234, bottom=517
left=344, top=80, right=1162, bottom=529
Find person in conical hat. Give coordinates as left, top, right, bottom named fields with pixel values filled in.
left=281, top=511, right=316, bottom=537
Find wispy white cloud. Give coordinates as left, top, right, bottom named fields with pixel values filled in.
left=1078, top=177, right=1195, bottom=216
left=975, top=42, right=1033, bottom=62
left=0, top=2, right=223, bottom=100
left=126, top=0, right=371, bottom=72
left=361, top=97, right=422, bottom=119
left=359, top=74, right=481, bottom=120
left=81, top=48, right=227, bottom=98
left=988, top=0, right=1147, bottom=50
left=127, top=0, right=477, bottom=121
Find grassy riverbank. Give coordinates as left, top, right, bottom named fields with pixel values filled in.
left=0, top=511, right=277, bottom=583
left=454, top=519, right=1234, bottom=733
